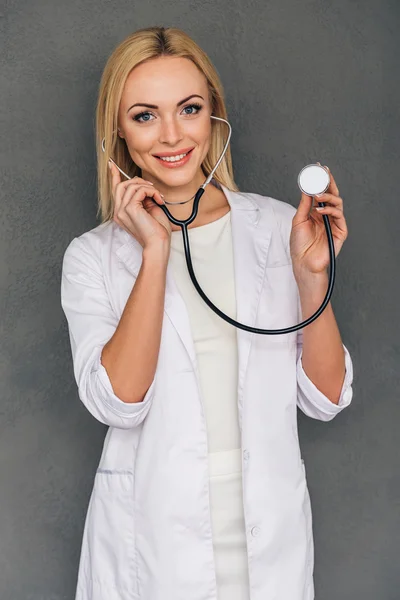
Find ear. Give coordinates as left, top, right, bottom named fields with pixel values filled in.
left=117, top=128, right=124, bottom=139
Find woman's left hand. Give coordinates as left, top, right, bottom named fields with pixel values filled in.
left=290, top=165, right=348, bottom=278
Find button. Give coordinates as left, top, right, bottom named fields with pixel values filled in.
left=243, top=449, right=250, bottom=461
left=251, top=526, right=261, bottom=537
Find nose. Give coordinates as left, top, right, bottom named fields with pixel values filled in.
left=159, top=116, right=184, bottom=146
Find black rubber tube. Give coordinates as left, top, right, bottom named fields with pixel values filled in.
left=159, top=189, right=335, bottom=335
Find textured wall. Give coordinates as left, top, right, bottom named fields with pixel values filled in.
left=1, top=0, right=399, bottom=598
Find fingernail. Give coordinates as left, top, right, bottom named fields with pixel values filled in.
left=146, top=181, right=154, bottom=185
left=316, top=207, right=325, bottom=211
left=160, top=193, right=165, bottom=198
left=315, top=193, right=324, bottom=198
left=324, top=165, right=330, bottom=171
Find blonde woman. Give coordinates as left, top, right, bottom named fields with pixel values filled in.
left=61, top=26, right=353, bottom=600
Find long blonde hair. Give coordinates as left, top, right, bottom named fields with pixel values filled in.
left=96, top=26, right=239, bottom=223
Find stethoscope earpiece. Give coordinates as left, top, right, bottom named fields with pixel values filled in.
left=101, top=135, right=131, bottom=180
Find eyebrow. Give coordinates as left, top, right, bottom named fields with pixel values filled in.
left=127, top=94, right=205, bottom=113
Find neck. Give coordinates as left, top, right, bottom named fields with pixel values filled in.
left=141, top=169, right=222, bottom=222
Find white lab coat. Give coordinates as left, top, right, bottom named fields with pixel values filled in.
left=61, top=185, right=353, bottom=600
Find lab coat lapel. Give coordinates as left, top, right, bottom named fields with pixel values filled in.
left=221, top=186, right=272, bottom=407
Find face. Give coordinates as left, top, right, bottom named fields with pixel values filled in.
left=117, top=56, right=213, bottom=190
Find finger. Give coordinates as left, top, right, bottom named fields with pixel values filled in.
left=114, top=177, right=155, bottom=200
left=314, top=192, right=344, bottom=209
left=123, top=184, right=164, bottom=210
left=119, top=186, right=165, bottom=220
left=114, top=178, right=158, bottom=217
left=110, top=166, right=154, bottom=198
left=110, top=173, right=139, bottom=222
left=143, top=196, right=161, bottom=211
left=109, top=162, right=127, bottom=222
left=323, top=165, right=340, bottom=197
left=109, top=160, right=122, bottom=198
left=314, top=206, right=348, bottom=233
left=293, top=192, right=313, bottom=224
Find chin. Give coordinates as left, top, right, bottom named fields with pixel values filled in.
left=156, top=169, right=199, bottom=187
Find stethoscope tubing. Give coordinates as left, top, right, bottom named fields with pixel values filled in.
left=158, top=191, right=335, bottom=335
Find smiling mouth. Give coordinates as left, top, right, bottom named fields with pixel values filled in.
left=153, top=148, right=195, bottom=162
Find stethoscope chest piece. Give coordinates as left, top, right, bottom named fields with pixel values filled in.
left=298, top=164, right=330, bottom=196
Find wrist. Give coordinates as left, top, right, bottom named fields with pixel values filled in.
left=143, top=240, right=170, bottom=268
left=293, top=266, right=328, bottom=290
left=294, top=269, right=330, bottom=315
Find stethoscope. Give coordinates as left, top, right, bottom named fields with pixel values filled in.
left=102, top=116, right=334, bottom=335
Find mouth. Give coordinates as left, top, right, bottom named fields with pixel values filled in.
left=153, top=147, right=195, bottom=168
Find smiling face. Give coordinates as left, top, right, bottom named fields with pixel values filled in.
left=117, top=56, right=213, bottom=191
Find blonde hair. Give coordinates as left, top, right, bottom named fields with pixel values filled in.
left=96, top=26, right=239, bottom=223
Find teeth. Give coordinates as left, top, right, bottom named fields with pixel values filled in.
left=159, top=152, right=188, bottom=162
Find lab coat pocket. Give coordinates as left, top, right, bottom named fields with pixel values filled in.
left=83, top=469, right=138, bottom=599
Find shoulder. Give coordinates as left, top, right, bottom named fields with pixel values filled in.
left=62, top=220, right=119, bottom=272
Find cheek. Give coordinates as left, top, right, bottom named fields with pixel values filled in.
left=190, top=120, right=211, bottom=157
left=125, top=130, right=155, bottom=161
left=195, top=119, right=211, bottom=144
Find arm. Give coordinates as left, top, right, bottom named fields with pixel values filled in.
left=296, top=271, right=345, bottom=404
left=61, top=237, right=169, bottom=429
left=295, top=299, right=354, bottom=421
left=286, top=165, right=354, bottom=420
left=101, top=242, right=169, bottom=404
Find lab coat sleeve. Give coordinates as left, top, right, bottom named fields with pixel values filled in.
left=61, top=236, right=155, bottom=429
left=296, top=327, right=354, bottom=421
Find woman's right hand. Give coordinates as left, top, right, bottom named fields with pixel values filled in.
left=109, top=160, right=171, bottom=250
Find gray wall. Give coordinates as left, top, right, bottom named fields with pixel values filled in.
left=1, top=0, right=398, bottom=598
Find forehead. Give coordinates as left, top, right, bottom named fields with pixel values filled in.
left=120, top=56, right=209, bottom=106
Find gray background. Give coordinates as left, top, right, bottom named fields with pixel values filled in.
left=1, top=0, right=398, bottom=598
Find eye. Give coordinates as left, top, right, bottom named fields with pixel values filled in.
left=182, top=103, right=203, bottom=116
left=132, top=103, right=203, bottom=123
left=132, top=111, right=154, bottom=123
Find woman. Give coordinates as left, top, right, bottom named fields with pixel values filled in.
left=61, top=26, right=353, bottom=600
